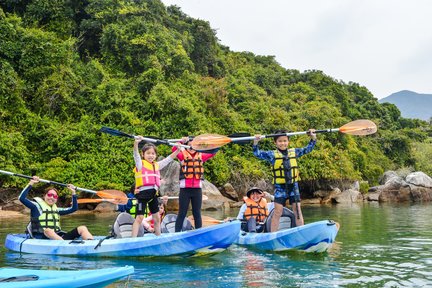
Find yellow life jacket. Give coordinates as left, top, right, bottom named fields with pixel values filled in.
left=180, top=150, right=204, bottom=180
left=30, top=197, right=61, bottom=234
left=243, top=196, right=269, bottom=223
left=128, top=199, right=138, bottom=218
left=134, top=160, right=161, bottom=188
left=272, top=149, right=300, bottom=184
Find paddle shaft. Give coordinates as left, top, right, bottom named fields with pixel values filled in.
left=100, top=127, right=191, bottom=149
left=0, top=169, right=99, bottom=194
left=230, top=128, right=338, bottom=143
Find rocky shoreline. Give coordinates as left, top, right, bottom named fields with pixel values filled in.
left=1, top=168, right=431, bottom=215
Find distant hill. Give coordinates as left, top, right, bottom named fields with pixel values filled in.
left=379, top=90, right=432, bottom=121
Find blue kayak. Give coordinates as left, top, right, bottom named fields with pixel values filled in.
left=235, top=220, right=339, bottom=252
left=0, top=266, right=134, bottom=288
left=5, top=221, right=240, bottom=257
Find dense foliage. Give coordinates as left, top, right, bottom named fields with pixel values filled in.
left=1, top=0, right=431, bottom=196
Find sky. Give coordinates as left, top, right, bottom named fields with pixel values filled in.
left=161, top=0, right=431, bottom=99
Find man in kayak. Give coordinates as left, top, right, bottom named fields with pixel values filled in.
left=253, top=129, right=316, bottom=229
left=236, top=187, right=271, bottom=233
left=19, top=176, right=94, bottom=240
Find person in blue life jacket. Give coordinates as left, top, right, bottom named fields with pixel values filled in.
left=19, top=176, right=94, bottom=240
left=253, top=129, right=316, bottom=230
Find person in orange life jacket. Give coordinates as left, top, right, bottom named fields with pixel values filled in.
left=132, top=136, right=181, bottom=237
left=253, top=129, right=316, bottom=230
left=236, top=187, right=270, bottom=233
left=172, top=137, right=218, bottom=232
left=19, top=176, right=93, bottom=240
left=142, top=197, right=168, bottom=232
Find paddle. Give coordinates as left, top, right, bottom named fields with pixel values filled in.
left=188, top=215, right=224, bottom=227
left=99, top=126, right=191, bottom=149
left=77, top=194, right=209, bottom=204
left=189, top=119, right=377, bottom=151
left=0, top=170, right=128, bottom=202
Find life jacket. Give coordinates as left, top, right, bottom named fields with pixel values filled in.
left=243, top=196, right=269, bottom=223
left=134, top=160, right=160, bottom=188
left=180, top=150, right=204, bottom=180
left=127, top=199, right=139, bottom=218
left=272, top=149, right=300, bottom=184
left=30, top=197, right=61, bottom=234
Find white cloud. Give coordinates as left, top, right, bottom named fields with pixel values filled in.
left=162, top=0, right=431, bottom=99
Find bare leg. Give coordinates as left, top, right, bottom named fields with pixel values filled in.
left=43, top=228, right=63, bottom=240
left=132, top=215, right=144, bottom=237
left=152, top=213, right=161, bottom=236
left=291, top=203, right=304, bottom=226
left=77, top=225, right=93, bottom=240
left=270, top=203, right=284, bottom=232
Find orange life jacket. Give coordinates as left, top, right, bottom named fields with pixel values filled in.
left=180, top=150, right=204, bottom=180
left=243, top=196, right=269, bottom=223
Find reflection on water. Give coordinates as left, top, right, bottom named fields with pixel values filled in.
left=1, top=203, right=432, bottom=287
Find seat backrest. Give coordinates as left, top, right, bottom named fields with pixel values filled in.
left=264, top=207, right=296, bottom=232
left=161, top=214, right=194, bottom=233
left=112, top=212, right=144, bottom=238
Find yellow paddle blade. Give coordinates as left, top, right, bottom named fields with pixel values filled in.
left=190, top=134, right=232, bottom=151
left=339, top=119, right=377, bottom=135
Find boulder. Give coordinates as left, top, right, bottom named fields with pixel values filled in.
left=379, top=171, right=399, bottom=185
left=313, top=188, right=341, bottom=204
left=332, top=189, right=363, bottom=203
left=366, top=192, right=380, bottom=201
left=94, top=202, right=117, bottom=213
left=406, top=172, right=432, bottom=188
left=220, top=183, right=239, bottom=201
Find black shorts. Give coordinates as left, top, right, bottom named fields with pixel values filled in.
left=135, top=189, right=159, bottom=215
left=33, top=227, right=80, bottom=240
left=58, top=227, right=80, bottom=240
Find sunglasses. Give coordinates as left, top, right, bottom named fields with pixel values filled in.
left=46, top=192, right=58, bottom=199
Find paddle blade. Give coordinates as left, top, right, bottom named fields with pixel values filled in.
left=78, top=198, right=104, bottom=204
left=78, top=197, right=128, bottom=205
left=339, top=120, right=377, bottom=135
left=190, top=134, right=232, bottom=150
left=100, top=126, right=134, bottom=138
left=96, top=190, right=128, bottom=204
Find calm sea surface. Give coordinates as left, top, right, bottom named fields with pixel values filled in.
left=1, top=203, right=431, bottom=287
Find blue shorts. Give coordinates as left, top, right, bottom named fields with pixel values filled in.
left=274, top=183, right=301, bottom=205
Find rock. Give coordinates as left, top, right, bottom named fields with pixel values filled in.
left=406, top=172, right=432, bottom=188
left=94, top=202, right=117, bottom=213
left=366, top=192, right=380, bottom=201
left=313, top=188, right=341, bottom=204
left=302, top=198, right=322, bottom=205
left=159, top=159, right=180, bottom=196
left=379, top=184, right=411, bottom=202
left=2, top=199, right=27, bottom=212
left=221, top=183, right=239, bottom=201
left=333, top=189, right=363, bottom=203
left=408, top=184, right=432, bottom=202
left=379, top=171, right=399, bottom=185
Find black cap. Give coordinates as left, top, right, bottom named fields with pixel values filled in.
left=246, top=187, right=264, bottom=198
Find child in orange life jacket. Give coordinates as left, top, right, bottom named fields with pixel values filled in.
left=142, top=197, right=167, bottom=232
left=172, top=137, right=218, bottom=232
left=253, top=129, right=316, bottom=230
left=236, top=187, right=270, bottom=233
left=132, top=136, right=181, bottom=237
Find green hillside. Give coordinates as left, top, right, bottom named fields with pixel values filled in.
left=379, top=90, right=432, bottom=121
left=0, top=0, right=430, bottom=196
